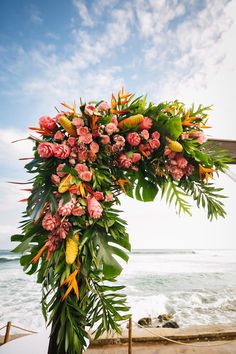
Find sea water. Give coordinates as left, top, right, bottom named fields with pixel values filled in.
left=0, top=249, right=236, bottom=332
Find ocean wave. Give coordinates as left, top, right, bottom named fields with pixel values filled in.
left=0, top=256, right=20, bottom=263
left=132, top=249, right=196, bottom=255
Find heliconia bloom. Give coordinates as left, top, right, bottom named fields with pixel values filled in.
left=105, top=122, right=118, bottom=135
left=185, top=164, right=195, bottom=176
left=38, top=142, right=54, bottom=158
left=149, top=139, right=160, bottom=149
left=113, top=134, right=125, bottom=146
left=39, top=115, right=57, bottom=131
left=93, top=191, right=104, bottom=201
left=118, top=153, right=132, bottom=168
left=58, top=200, right=75, bottom=216
left=152, top=131, right=160, bottom=140
left=138, top=116, right=152, bottom=130
left=84, top=104, right=96, bottom=116
left=140, top=130, right=149, bottom=140
left=90, top=141, right=99, bottom=153
left=54, top=131, right=64, bottom=140
left=80, top=171, right=92, bottom=182
left=190, top=131, right=207, bottom=144
left=79, top=133, right=93, bottom=144
left=131, top=153, right=142, bottom=163
left=105, top=192, right=113, bottom=202
left=54, top=144, right=71, bottom=159
left=87, top=197, right=103, bottom=219
left=68, top=137, right=76, bottom=147
left=98, top=101, right=110, bottom=111
left=72, top=117, right=84, bottom=127
left=181, top=132, right=189, bottom=140
left=77, top=126, right=89, bottom=136
left=56, top=163, right=67, bottom=177
left=170, top=166, right=184, bottom=180
left=51, top=174, right=61, bottom=185
left=72, top=206, right=85, bottom=216
left=75, top=163, right=88, bottom=174
left=126, top=132, right=141, bottom=146
left=176, top=155, right=188, bottom=169
left=59, top=220, right=71, bottom=239
left=42, top=211, right=60, bottom=231
left=100, top=135, right=110, bottom=144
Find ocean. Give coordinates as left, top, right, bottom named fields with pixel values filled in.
left=0, top=249, right=236, bottom=333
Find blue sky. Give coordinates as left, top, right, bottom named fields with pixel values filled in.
left=0, top=0, right=236, bottom=249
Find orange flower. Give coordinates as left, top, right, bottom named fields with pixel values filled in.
left=32, top=244, right=48, bottom=264
left=199, top=165, right=216, bottom=183
left=62, top=269, right=79, bottom=301
left=181, top=111, right=201, bottom=127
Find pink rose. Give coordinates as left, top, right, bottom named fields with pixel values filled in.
left=78, top=150, right=88, bottom=161
left=84, top=105, right=96, bottom=116
left=105, top=123, right=118, bottom=135
left=56, top=163, right=66, bottom=177
left=68, top=137, right=76, bottom=147
left=170, top=166, right=184, bottom=181
left=98, top=101, right=110, bottom=111
left=54, top=131, right=64, bottom=140
left=105, top=192, right=113, bottom=202
left=138, top=117, right=152, bottom=130
left=149, top=139, right=160, bottom=149
left=80, top=171, right=92, bottom=182
left=111, top=116, right=118, bottom=126
left=90, top=141, right=99, bottom=153
left=131, top=153, right=142, bottom=163
left=88, top=151, right=97, bottom=162
left=181, top=132, right=189, bottom=140
left=152, top=131, right=160, bottom=140
left=185, top=164, right=195, bottom=176
left=190, top=131, right=207, bottom=144
left=140, top=130, right=149, bottom=140
left=38, top=142, right=54, bottom=158
left=87, top=197, right=103, bottom=219
left=100, top=135, right=110, bottom=144
left=72, top=117, right=84, bottom=127
left=77, top=127, right=89, bottom=136
left=39, top=115, right=57, bottom=131
left=93, top=191, right=104, bottom=201
left=164, top=147, right=176, bottom=159
left=79, top=133, right=93, bottom=144
left=75, top=163, right=88, bottom=174
left=72, top=206, right=85, bottom=216
left=118, top=153, right=132, bottom=168
left=54, top=144, right=71, bottom=159
left=126, top=132, right=141, bottom=147
left=113, top=134, right=125, bottom=146
left=51, top=174, right=60, bottom=185
left=176, top=155, right=188, bottom=169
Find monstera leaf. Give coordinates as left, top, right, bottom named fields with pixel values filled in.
left=155, top=115, right=183, bottom=141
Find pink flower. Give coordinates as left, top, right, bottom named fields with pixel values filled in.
left=87, top=197, right=103, bottom=219
left=105, top=123, right=118, bottom=135
left=46, top=234, right=60, bottom=253
left=68, top=137, right=76, bottom=147
left=80, top=171, right=92, bottom=182
left=88, top=151, right=97, bottom=162
left=118, top=153, right=132, bottom=168
left=77, top=127, right=89, bottom=136
left=72, top=206, right=85, bottom=216
left=72, top=117, right=84, bottom=127
left=75, top=163, right=88, bottom=174
left=54, top=144, right=71, bottom=159
left=176, top=155, right=188, bottom=169
left=51, top=174, right=60, bottom=185
left=164, top=147, right=176, bottom=159
left=93, top=191, right=104, bottom=201
left=79, top=133, right=93, bottom=144
left=149, top=139, right=160, bottom=149
left=138, top=117, right=152, bottom=130
left=90, top=141, right=99, bottom=153
left=98, top=101, right=110, bottom=111
left=152, top=131, right=160, bottom=140
left=112, top=144, right=122, bottom=153
left=38, top=142, right=54, bottom=158
left=170, top=166, right=184, bottom=181
left=59, top=220, right=71, bottom=239
left=126, top=132, right=141, bottom=146
left=131, top=153, right=142, bottom=163
left=190, top=131, right=207, bottom=144
left=78, top=150, right=88, bottom=161
left=181, top=132, right=189, bottom=140
left=56, top=163, right=66, bottom=177
left=54, top=131, right=64, bottom=140
left=113, top=134, right=125, bottom=146
left=39, top=115, right=57, bottom=131
left=100, top=135, right=110, bottom=144
left=185, top=164, right=195, bottom=176
left=140, top=130, right=149, bottom=140
left=111, top=116, right=118, bottom=126
left=42, top=212, right=60, bottom=231
left=84, top=105, right=96, bottom=116
left=58, top=200, right=74, bottom=216
left=105, top=192, right=113, bottom=202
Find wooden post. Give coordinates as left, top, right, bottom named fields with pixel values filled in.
left=4, top=321, right=11, bottom=344
left=128, top=316, right=132, bottom=354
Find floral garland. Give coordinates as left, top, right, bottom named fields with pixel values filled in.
left=12, top=88, right=231, bottom=354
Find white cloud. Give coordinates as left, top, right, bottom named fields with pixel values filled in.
left=72, top=0, right=94, bottom=27
left=30, top=5, right=43, bottom=24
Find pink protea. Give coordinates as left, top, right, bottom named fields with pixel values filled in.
left=42, top=211, right=60, bottom=231
left=90, top=141, right=99, bottom=153
left=38, top=142, right=54, bottom=158
left=75, top=163, right=88, bottom=174
left=170, top=166, right=184, bottom=181
left=58, top=220, right=71, bottom=239
left=105, top=123, right=118, bottom=135
left=93, top=191, right=104, bottom=201
left=140, top=130, right=149, bottom=140
left=138, top=117, right=152, bottom=130
left=126, top=132, right=141, bottom=146
left=54, top=144, right=71, bottom=159
left=176, top=155, right=188, bottom=169
left=87, top=197, right=103, bottom=219
left=80, top=170, right=92, bottom=181
left=185, top=164, right=195, bottom=176
left=72, top=117, right=84, bottom=127
left=54, top=131, right=64, bottom=141
left=98, top=101, right=110, bottom=111
left=131, top=153, right=142, bottom=163
left=58, top=200, right=74, bottom=216
left=118, top=153, right=132, bottom=168
left=100, top=135, right=110, bottom=144
left=149, top=139, right=160, bottom=149
left=113, top=134, right=125, bottom=146
left=152, top=131, right=160, bottom=140
left=51, top=174, right=60, bottom=185
left=56, top=163, right=66, bottom=177
left=72, top=206, right=85, bottom=216
left=39, top=115, right=57, bottom=131
left=84, top=104, right=96, bottom=116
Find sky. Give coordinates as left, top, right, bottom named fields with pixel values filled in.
left=0, top=0, right=236, bottom=250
